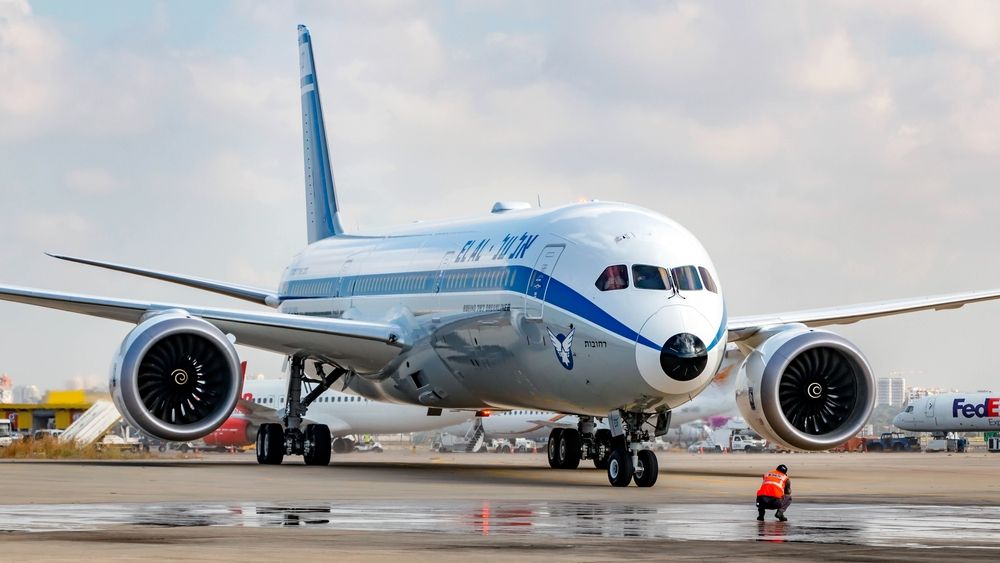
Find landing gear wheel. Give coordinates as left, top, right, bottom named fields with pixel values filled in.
left=633, top=450, right=659, bottom=487
left=593, top=429, right=612, bottom=469
left=547, top=428, right=564, bottom=468
left=607, top=448, right=633, bottom=487
left=256, top=423, right=284, bottom=465
left=303, top=424, right=331, bottom=466
left=557, top=429, right=581, bottom=469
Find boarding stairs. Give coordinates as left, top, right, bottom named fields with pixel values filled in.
left=465, top=420, right=486, bottom=453
left=59, top=400, right=122, bottom=445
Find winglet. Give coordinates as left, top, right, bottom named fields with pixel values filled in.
left=47, top=253, right=280, bottom=307
left=298, top=24, right=345, bottom=242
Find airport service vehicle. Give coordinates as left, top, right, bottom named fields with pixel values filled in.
left=863, top=432, right=921, bottom=452
left=687, top=440, right=722, bottom=453
left=709, top=429, right=766, bottom=452
left=0, top=419, right=13, bottom=448
left=3, top=26, right=1000, bottom=488
left=492, top=437, right=539, bottom=453
left=201, top=378, right=473, bottom=450
left=894, top=393, right=1000, bottom=433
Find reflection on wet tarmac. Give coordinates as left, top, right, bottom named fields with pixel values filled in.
left=1, top=501, right=998, bottom=549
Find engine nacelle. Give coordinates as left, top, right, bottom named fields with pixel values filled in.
left=110, top=311, right=243, bottom=442
left=735, top=327, right=875, bottom=451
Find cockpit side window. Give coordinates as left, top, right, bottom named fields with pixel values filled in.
left=595, top=265, right=629, bottom=291
left=904, top=405, right=914, bottom=413
left=632, top=265, right=672, bottom=290
left=698, top=267, right=718, bottom=293
left=671, top=266, right=703, bottom=291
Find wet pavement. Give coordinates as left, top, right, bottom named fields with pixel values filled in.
left=2, top=500, right=998, bottom=549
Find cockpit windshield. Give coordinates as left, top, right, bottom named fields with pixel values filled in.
left=595, top=265, right=629, bottom=291
left=904, top=405, right=914, bottom=413
left=632, top=265, right=672, bottom=290
left=671, top=266, right=703, bottom=291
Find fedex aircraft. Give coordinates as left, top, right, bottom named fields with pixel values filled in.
left=893, top=393, right=1000, bottom=432
left=3, top=25, right=1000, bottom=488
left=205, top=378, right=474, bottom=452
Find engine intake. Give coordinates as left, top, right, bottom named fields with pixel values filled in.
left=110, top=311, right=242, bottom=442
left=735, top=327, right=875, bottom=451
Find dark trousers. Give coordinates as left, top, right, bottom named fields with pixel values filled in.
left=756, top=494, right=792, bottom=515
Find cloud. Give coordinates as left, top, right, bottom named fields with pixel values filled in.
left=64, top=167, right=120, bottom=195
left=13, top=210, right=99, bottom=248
left=794, top=32, right=866, bottom=94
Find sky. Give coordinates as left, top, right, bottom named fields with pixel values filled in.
left=1, top=0, right=999, bottom=392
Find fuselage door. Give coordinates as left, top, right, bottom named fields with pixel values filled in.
left=435, top=251, right=455, bottom=294
left=924, top=397, right=935, bottom=419
left=524, top=244, right=565, bottom=320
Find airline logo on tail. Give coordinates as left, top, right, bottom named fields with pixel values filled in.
left=547, top=325, right=575, bottom=370
left=952, top=397, right=1000, bottom=418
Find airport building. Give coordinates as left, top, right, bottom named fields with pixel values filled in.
left=1, top=390, right=99, bottom=433
left=877, top=377, right=907, bottom=408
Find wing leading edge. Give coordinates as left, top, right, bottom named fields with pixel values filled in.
left=46, top=253, right=280, bottom=307
left=0, top=285, right=404, bottom=373
left=728, top=287, right=1000, bottom=341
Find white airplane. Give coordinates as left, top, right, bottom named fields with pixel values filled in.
left=893, top=392, right=1000, bottom=433
left=2, top=25, right=1000, bottom=487
left=204, top=377, right=474, bottom=452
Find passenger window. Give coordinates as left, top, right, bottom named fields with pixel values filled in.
left=632, top=265, right=672, bottom=290
left=595, top=265, right=629, bottom=291
left=671, top=266, right=703, bottom=291
left=698, top=267, right=718, bottom=293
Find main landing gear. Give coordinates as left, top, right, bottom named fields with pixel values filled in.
left=546, top=410, right=669, bottom=487
left=256, top=355, right=348, bottom=466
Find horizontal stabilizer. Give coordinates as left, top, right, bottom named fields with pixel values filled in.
left=47, top=253, right=280, bottom=307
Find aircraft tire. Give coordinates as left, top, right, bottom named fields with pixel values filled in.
left=607, top=449, right=633, bottom=487
left=593, top=429, right=612, bottom=469
left=303, top=424, right=331, bottom=466
left=557, top=429, right=581, bottom=469
left=633, top=450, right=658, bottom=487
left=547, top=428, right=564, bottom=468
left=256, top=423, right=284, bottom=465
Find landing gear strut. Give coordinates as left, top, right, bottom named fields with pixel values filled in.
left=544, top=410, right=669, bottom=487
left=255, top=355, right=347, bottom=466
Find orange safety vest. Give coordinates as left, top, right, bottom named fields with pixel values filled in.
left=756, top=471, right=788, bottom=498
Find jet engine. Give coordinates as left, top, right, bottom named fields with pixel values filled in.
left=735, top=327, right=875, bottom=451
left=110, top=311, right=243, bottom=442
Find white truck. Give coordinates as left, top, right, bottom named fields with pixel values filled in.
left=0, top=419, right=14, bottom=448
left=710, top=428, right=767, bottom=452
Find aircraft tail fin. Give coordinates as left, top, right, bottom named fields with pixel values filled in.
left=298, top=24, right=344, bottom=242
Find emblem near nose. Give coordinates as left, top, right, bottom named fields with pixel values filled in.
left=660, top=333, right=707, bottom=382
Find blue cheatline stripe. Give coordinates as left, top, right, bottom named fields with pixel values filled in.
left=279, top=265, right=726, bottom=353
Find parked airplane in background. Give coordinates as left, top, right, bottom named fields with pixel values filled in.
left=3, top=25, right=1000, bottom=487
left=204, top=377, right=474, bottom=452
left=441, top=346, right=742, bottom=463
left=893, top=393, right=1000, bottom=433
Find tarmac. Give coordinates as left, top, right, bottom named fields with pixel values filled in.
left=2, top=450, right=998, bottom=561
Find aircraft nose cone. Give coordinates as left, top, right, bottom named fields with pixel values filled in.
left=660, top=333, right=707, bottom=382
left=635, top=305, right=720, bottom=395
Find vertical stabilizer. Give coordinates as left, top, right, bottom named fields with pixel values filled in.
left=298, top=24, right=344, bottom=242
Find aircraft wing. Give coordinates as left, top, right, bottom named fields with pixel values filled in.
left=0, top=285, right=405, bottom=373
left=46, top=253, right=279, bottom=307
left=728, top=288, right=1000, bottom=341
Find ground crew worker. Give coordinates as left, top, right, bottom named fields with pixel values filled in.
left=756, top=464, right=791, bottom=521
